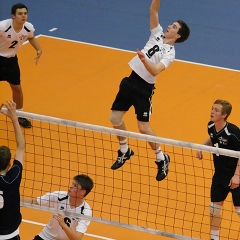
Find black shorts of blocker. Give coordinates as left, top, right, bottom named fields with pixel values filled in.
left=0, top=55, right=20, bottom=85
left=211, top=174, right=240, bottom=206
left=111, top=71, right=155, bottom=122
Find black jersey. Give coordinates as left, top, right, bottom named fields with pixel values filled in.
left=208, top=121, right=240, bottom=180
left=0, top=160, right=22, bottom=235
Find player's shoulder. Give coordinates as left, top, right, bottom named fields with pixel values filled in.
left=226, top=122, right=240, bottom=133
left=24, top=21, right=35, bottom=32
left=82, top=200, right=92, bottom=216
left=150, top=24, right=163, bottom=36
left=207, top=121, right=214, bottom=128
left=0, top=19, right=12, bottom=30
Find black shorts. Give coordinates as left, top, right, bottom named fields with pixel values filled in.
left=0, top=55, right=20, bottom=85
left=111, top=71, right=155, bottom=122
left=211, top=174, right=240, bottom=206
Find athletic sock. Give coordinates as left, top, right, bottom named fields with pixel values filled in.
left=155, top=147, right=164, bottom=161
left=210, top=230, right=219, bottom=240
left=120, top=139, right=128, bottom=153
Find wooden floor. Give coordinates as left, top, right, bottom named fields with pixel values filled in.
left=1, top=36, right=240, bottom=240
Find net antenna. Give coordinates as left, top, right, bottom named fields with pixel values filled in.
left=1, top=109, right=240, bottom=240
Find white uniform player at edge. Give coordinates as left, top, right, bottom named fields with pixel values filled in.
left=23, top=174, right=94, bottom=240
left=110, top=0, right=190, bottom=181
left=0, top=3, right=42, bottom=128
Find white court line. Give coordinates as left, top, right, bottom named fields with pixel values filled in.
left=49, top=28, right=58, bottom=32
left=35, top=34, right=240, bottom=72
left=22, top=219, right=115, bottom=240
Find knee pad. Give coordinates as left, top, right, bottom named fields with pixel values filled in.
left=209, top=202, right=222, bottom=217
left=109, top=111, right=124, bottom=126
left=235, top=208, right=240, bottom=217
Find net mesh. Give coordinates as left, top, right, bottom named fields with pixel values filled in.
left=1, top=110, right=240, bottom=240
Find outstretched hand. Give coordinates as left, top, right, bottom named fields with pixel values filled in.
left=0, top=100, right=17, bottom=119
left=34, top=49, right=42, bottom=65
left=53, top=213, right=66, bottom=228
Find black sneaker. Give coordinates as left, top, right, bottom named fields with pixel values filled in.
left=18, top=117, right=32, bottom=128
left=111, top=148, right=134, bottom=170
left=155, top=154, right=170, bottom=181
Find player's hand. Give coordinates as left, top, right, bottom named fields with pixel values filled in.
left=229, top=175, right=240, bottom=189
left=34, top=49, right=42, bottom=65
left=0, top=100, right=17, bottom=119
left=53, top=213, right=66, bottom=227
left=196, top=151, right=203, bottom=160
left=136, top=48, right=146, bottom=63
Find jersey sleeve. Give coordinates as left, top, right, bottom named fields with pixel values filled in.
left=0, top=20, right=8, bottom=37
left=37, top=191, right=59, bottom=207
left=161, top=51, right=175, bottom=68
left=150, top=24, right=163, bottom=39
left=75, top=204, right=92, bottom=233
left=24, top=21, right=35, bottom=38
left=231, top=125, right=240, bottom=151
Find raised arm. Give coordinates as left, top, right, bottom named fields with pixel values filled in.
left=136, top=48, right=165, bottom=76
left=0, top=100, right=25, bottom=165
left=150, top=0, right=161, bottom=30
left=21, top=197, right=38, bottom=205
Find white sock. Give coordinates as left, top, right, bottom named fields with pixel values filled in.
left=155, top=147, right=164, bottom=161
left=211, top=230, right=219, bottom=240
left=120, top=139, right=128, bottom=153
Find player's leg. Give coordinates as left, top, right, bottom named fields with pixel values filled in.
left=9, top=83, right=31, bottom=128
left=10, top=83, right=23, bottom=108
left=137, top=120, right=170, bottom=181
left=110, top=76, right=134, bottom=170
left=210, top=176, right=229, bottom=240
left=7, top=56, right=31, bottom=128
left=110, top=110, right=134, bottom=170
left=133, top=75, right=169, bottom=181
left=231, top=185, right=240, bottom=220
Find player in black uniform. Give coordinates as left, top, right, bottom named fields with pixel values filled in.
left=196, top=99, right=240, bottom=240
left=0, top=100, right=25, bottom=239
left=110, top=0, right=190, bottom=181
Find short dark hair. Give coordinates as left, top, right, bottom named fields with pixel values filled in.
left=0, top=146, right=11, bottom=171
left=214, top=99, right=232, bottom=121
left=176, top=20, right=190, bottom=43
left=74, top=174, right=94, bottom=197
left=11, top=3, right=28, bottom=15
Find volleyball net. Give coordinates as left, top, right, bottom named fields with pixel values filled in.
left=1, top=111, right=240, bottom=240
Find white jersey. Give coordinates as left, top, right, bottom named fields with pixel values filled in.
left=129, top=24, right=175, bottom=84
left=37, top=191, right=92, bottom=240
left=0, top=19, right=35, bottom=57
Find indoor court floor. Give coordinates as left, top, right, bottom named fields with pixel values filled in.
left=1, top=0, right=240, bottom=239
left=1, top=35, right=240, bottom=240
